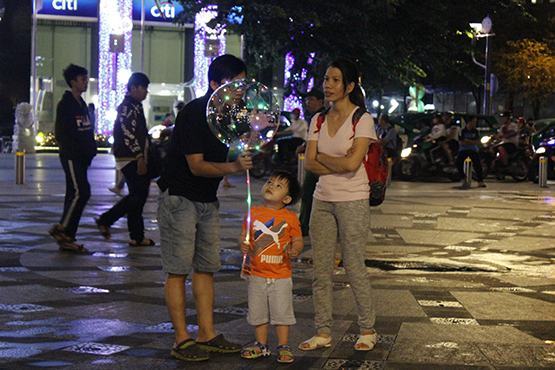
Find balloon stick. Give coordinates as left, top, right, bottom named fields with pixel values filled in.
left=241, top=168, right=252, bottom=279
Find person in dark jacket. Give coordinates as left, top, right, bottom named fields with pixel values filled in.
left=49, top=64, right=97, bottom=253
left=299, top=89, right=325, bottom=236
left=95, top=72, right=154, bottom=247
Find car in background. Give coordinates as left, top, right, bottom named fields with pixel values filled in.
left=0, top=115, right=14, bottom=153
left=529, top=121, right=555, bottom=181
left=531, top=118, right=555, bottom=149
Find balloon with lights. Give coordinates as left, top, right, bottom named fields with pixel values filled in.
left=206, top=79, right=281, bottom=277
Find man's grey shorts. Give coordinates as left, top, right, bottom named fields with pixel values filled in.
left=158, top=190, right=220, bottom=275
left=247, top=276, right=296, bottom=326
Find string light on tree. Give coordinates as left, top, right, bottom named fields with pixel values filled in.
left=283, top=52, right=314, bottom=116
left=97, top=0, right=133, bottom=134
left=194, top=6, right=226, bottom=97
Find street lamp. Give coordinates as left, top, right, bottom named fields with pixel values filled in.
left=469, top=15, right=494, bottom=115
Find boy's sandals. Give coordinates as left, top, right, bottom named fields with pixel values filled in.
left=298, top=335, right=332, bottom=351
left=171, top=339, right=210, bottom=362
left=276, top=344, right=294, bottom=364
left=94, top=218, right=111, bottom=240
left=240, top=341, right=271, bottom=359
left=354, top=332, right=378, bottom=351
left=48, top=224, right=72, bottom=242
left=128, top=238, right=155, bottom=247
left=58, top=240, right=90, bottom=254
left=196, top=333, right=241, bottom=353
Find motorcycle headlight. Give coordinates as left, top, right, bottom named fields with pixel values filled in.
left=401, top=147, right=412, bottom=158
left=480, top=135, right=491, bottom=144
left=35, top=132, right=45, bottom=145
left=151, top=130, right=161, bottom=140
left=535, top=147, right=546, bottom=154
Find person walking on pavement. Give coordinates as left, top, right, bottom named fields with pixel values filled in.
left=299, top=59, right=378, bottom=352
left=457, top=116, right=486, bottom=189
left=157, top=54, right=252, bottom=362
left=298, top=89, right=325, bottom=236
left=95, top=73, right=154, bottom=247
left=49, top=64, right=97, bottom=253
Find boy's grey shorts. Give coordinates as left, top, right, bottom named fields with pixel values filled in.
left=247, top=276, right=296, bottom=326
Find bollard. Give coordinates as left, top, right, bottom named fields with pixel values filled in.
left=297, top=153, right=305, bottom=186
left=386, top=157, right=393, bottom=187
left=15, top=151, right=25, bottom=185
left=463, top=157, right=472, bottom=188
left=539, top=156, right=548, bottom=188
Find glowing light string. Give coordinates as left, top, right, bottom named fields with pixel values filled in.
left=194, top=6, right=226, bottom=97
left=283, top=52, right=315, bottom=117
left=97, top=0, right=133, bottom=134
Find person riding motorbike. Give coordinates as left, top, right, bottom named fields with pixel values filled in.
left=517, top=116, right=533, bottom=148
left=496, top=114, right=519, bottom=167
left=424, top=116, right=451, bottom=164
left=376, top=114, right=398, bottom=161
left=441, top=112, right=458, bottom=165
left=275, top=108, right=307, bottom=163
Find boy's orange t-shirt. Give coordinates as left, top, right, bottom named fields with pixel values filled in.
left=243, top=205, right=302, bottom=279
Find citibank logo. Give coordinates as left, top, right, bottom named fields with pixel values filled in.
left=52, top=0, right=78, bottom=11
left=151, top=1, right=175, bottom=19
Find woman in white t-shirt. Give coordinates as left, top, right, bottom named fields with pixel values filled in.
left=298, top=59, right=378, bottom=352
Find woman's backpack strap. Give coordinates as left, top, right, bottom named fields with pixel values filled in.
left=314, top=107, right=331, bottom=133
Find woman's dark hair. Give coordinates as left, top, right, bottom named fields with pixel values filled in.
left=270, top=170, right=301, bottom=206
left=127, top=72, right=150, bottom=91
left=208, top=54, right=247, bottom=92
left=63, top=64, right=88, bottom=87
left=328, top=59, right=366, bottom=110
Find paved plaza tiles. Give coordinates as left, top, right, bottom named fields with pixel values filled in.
left=0, top=153, right=554, bottom=369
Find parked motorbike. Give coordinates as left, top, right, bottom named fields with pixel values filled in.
left=397, top=133, right=460, bottom=181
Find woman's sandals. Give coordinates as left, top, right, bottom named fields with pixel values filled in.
left=354, top=332, right=378, bottom=351
left=298, top=335, right=332, bottom=351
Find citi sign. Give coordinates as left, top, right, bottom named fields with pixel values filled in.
left=52, top=0, right=78, bottom=11
left=151, top=2, right=176, bottom=19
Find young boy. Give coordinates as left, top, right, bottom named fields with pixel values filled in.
left=240, top=170, right=303, bottom=364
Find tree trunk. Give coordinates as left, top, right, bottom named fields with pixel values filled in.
left=505, top=91, right=514, bottom=114
left=532, top=98, right=541, bottom=119
left=471, top=88, right=481, bottom=115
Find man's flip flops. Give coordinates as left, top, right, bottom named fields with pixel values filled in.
left=94, top=218, right=111, bottom=240
left=58, top=241, right=90, bottom=254
left=196, top=334, right=241, bottom=353
left=171, top=339, right=210, bottom=362
left=128, top=238, right=155, bottom=247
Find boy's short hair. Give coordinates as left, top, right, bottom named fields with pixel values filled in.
left=270, top=170, right=301, bottom=206
left=127, top=72, right=150, bottom=91
left=63, top=64, right=88, bottom=87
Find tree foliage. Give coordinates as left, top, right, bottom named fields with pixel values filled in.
left=496, top=39, right=555, bottom=116
left=172, top=0, right=540, bottom=97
